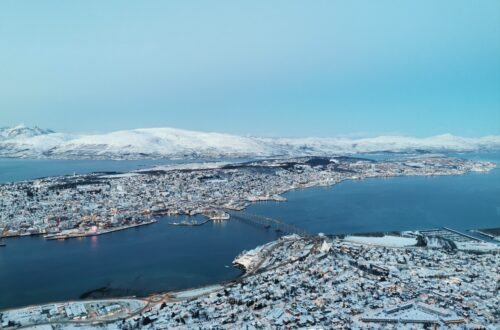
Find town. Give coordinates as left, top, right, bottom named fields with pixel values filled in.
left=1, top=228, right=498, bottom=329
left=0, top=156, right=495, bottom=242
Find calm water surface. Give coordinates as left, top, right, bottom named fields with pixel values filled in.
left=248, top=169, right=500, bottom=234
left=0, top=152, right=499, bottom=310
left=0, top=217, right=279, bottom=310
left=247, top=151, right=500, bottom=233
left=0, top=158, right=253, bottom=183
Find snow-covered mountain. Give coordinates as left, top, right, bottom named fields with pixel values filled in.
left=0, top=124, right=54, bottom=140
left=0, top=125, right=499, bottom=159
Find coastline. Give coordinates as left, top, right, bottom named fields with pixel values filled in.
left=2, top=228, right=498, bottom=329
left=1, top=162, right=497, bottom=243
left=43, top=219, right=158, bottom=240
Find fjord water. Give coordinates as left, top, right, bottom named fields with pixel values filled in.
left=247, top=151, right=500, bottom=234
left=0, top=217, right=280, bottom=310
left=248, top=169, right=500, bottom=234
left=0, top=152, right=499, bottom=310
left=0, top=158, right=164, bottom=183
left=0, top=158, right=253, bottom=183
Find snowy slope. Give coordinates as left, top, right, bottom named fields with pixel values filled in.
left=268, top=134, right=500, bottom=155
left=46, top=128, right=272, bottom=159
left=0, top=124, right=54, bottom=140
left=0, top=125, right=499, bottom=159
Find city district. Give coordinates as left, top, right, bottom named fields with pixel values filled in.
left=1, top=228, right=499, bottom=329
left=0, top=155, right=495, bottom=241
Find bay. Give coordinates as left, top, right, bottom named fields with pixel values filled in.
left=0, top=216, right=279, bottom=310
left=1, top=151, right=499, bottom=310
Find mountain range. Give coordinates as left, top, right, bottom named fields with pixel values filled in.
left=1, top=124, right=499, bottom=160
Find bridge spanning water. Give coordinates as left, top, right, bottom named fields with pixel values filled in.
left=228, top=211, right=308, bottom=236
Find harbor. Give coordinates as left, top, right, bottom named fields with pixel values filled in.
left=1, top=156, right=496, bottom=242
left=1, top=153, right=499, bottom=313
left=2, top=227, right=499, bottom=329
left=43, top=219, right=158, bottom=240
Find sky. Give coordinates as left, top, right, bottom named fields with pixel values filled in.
left=0, top=0, right=499, bottom=138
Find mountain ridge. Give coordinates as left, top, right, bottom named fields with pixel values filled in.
left=0, top=124, right=54, bottom=140
left=0, top=125, right=499, bottom=159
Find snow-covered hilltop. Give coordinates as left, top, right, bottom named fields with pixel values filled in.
left=0, top=125, right=499, bottom=159
left=0, top=124, right=54, bottom=140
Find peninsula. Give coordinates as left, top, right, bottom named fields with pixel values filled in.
left=1, top=227, right=499, bottom=329
left=0, top=156, right=495, bottom=242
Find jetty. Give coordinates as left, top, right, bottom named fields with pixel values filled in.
left=168, top=219, right=210, bottom=226
left=44, top=220, right=157, bottom=240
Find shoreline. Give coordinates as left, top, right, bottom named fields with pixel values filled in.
left=1, top=165, right=498, bottom=243
left=0, top=156, right=496, bottom=242
left=2, top=228, right=499, bottom=329
left=2, top=226, right=498, bottom=313
left=43, top=219, right=158, bottom=240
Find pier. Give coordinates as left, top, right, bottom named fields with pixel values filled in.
left=168, top=219, right=210, bottom=226
left=228, top=211, right=308, bottom=236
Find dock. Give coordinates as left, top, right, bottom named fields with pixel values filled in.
left=168, top=219, right=210, bottom=226
left=44, top=220, right=158, bottom=240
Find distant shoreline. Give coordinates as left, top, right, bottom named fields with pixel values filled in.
left=1, top=163, right=497, bottom=243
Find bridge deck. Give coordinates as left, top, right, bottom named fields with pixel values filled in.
left=228, top=211, right=308, bottom=236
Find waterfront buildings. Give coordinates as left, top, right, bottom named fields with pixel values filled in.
left=0, top=156, right=495, bottom=241
left=2, top=232, right=498, bottom=329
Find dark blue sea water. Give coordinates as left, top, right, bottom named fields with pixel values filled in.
left=0, top=217, right=280, bottom=310
left=0, top=158, right=164, bottom=183
left=0, top=158, right=253, bottom=183
left=246, top=151, right=500, bottom=234
left=248, top=169, right=500, bottom=234
left=0, top=152, right=499, bottom=310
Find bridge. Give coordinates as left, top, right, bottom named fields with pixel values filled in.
left=228, top=211, right=308, bottom=236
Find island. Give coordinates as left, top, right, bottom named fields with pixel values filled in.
left=0, top=155, right=495, bottom=242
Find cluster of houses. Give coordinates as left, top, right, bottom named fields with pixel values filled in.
left=119, top=234, right=498, bottom=329
left=2, top=232, right=498, bottom=329
left=0, top=299, right=146, bottom=328
left=0, top=156, right=494, bottom=240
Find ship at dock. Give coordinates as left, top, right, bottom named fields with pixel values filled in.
left=203, top=210, right=231, bottom=221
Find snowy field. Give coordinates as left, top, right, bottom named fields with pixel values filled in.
left=344, top=235, right=417, bottom=247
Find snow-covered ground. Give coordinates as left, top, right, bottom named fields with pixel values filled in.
left=233, top=240, right=281, bottom=271
left=172, top=285, right=224, bottom=300
left=136, top=161, right=232, bottom=172
left=1, top=124, right=499, bottom=159
left=98, top=173, right=142, bottom=179
left=344, top=235, right=418, bottom=247
left=455, top=241, right=500, bottom=252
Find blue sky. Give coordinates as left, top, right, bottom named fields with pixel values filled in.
left=1, top=0, right=499, bottom=137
